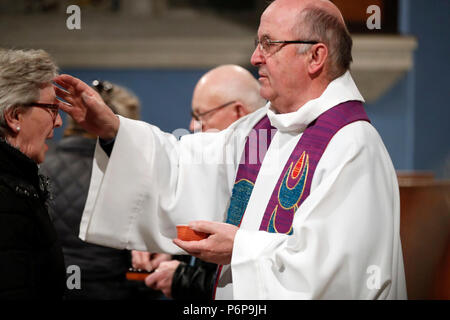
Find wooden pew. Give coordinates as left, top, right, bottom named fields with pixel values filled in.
left=397, top=171, right=450, bottom=299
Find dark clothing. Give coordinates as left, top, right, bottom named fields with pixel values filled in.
left=172, top=257, right=217, bottom=300
left=40, top=136, right=138, bottom=300
left=0, top=139, right=66, bottom=299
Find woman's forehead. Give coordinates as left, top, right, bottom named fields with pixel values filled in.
left=39, top=83, right=57, bottom=100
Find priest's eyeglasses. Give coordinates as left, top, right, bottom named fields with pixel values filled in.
left=254, top=36, right=319, bottom=56
left=191, top=100, right=236, bottom=121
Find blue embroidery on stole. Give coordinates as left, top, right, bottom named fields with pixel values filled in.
left=225, top=179, right=254, bottom=226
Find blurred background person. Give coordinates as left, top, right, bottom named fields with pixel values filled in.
left=41, top=80, right=158, bottom=300
left=0, top=48, right=64, bottom=299
left=133, top=64, right=266, bottom=300
left=188, top=64, right=265, bottom=133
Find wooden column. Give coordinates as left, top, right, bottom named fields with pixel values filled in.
left=398, top=172, right=450, bottom=299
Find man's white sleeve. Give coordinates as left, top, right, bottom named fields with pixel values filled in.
left=79, top=116, right=239, bottom=253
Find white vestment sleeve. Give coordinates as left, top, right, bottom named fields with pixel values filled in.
left=231, top=122, right=407, bottom=299
left=80, top=111, right=266, bottom=254
left=79, top=115, right=246, bottom=253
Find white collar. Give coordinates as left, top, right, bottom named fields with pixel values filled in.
left=267, top=71, right=365, bottom=133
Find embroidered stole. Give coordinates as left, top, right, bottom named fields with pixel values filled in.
left=213, top=101, right=370, bottom=298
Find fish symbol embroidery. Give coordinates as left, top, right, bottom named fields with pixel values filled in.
left=267, top=205, right=294, bottom=235
left=266, top=152, right=309, bottom=234
left=278, top=151, right=309, bottom=210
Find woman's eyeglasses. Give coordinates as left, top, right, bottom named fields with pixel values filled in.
left=23, top=102, right=60, bottom=124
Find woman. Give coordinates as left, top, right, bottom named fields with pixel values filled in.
left=40, top=80, right=150, bottom=300
left=0, top=49, right=65, bottom=299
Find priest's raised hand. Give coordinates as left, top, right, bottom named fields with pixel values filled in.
left=54, top=74, right=120, bottom=140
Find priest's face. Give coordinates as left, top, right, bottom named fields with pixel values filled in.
left=251, top=0, right=309, bottom=114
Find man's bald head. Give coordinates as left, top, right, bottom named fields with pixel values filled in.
left=264, top=0, right=352, bottom=80
left=191, top=65, right=266, bottom=132
left=264, top=0, right=345, bottom=27
left=194, top=65, right=265, bottom=112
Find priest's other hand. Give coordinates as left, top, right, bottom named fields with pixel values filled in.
left=173, top=221, right=238, bottom=265
left=54, top=74, right=120, bottom=140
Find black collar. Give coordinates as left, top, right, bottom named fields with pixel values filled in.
left=0, top=138, right=40, bottom=187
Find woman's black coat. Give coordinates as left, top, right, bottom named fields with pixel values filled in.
left=0, top=139, right=65, bottom=299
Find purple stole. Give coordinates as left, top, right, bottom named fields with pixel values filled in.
left=213, top=100, right=370, bottom=298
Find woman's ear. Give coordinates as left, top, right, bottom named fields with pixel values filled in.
left=3, top=107, right=23, bottom=134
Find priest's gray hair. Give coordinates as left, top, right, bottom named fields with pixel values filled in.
left=293, top=6, right=353, bottom=81
left=0, top=48, right=58, bottom=137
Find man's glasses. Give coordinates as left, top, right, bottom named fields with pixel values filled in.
left=254, top=36, right=319, bottom=56
left=23, top=102, right=60, bottom=124
left=191, top=100, right=236, bottom=122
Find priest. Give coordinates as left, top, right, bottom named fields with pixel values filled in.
left=54, top=0, right=407, bottom=299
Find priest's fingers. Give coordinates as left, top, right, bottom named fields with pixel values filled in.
left=53, top=78, right=76, bottom=96
left=189, top=220, right=230, bottom=234
left=54, top=75, right=105, bottom=109
left=54, top=74, right=92, bottom=94
left=173, top=237, right=232, bottom=265
left=172, top=238, right=204, bottom=255
left=56, top=99, right=72, bottom=113
left=54, top=86, right=74, bottom=105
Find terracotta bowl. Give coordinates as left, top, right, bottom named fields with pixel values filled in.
left=125, top=268, right=152, bottom=282
left=176, top=225, right=209, bottom=241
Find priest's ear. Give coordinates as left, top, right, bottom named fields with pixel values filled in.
left=306, top=43, right=328, bottom=76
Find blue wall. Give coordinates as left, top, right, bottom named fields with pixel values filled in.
left=405, top=0, right=450, bottom=177
left=365, top=75, right=412, bottom=170
left=55, top=0, right=450, bottom=178
left=363, top=0, right=450, bottom=177
left=366, top=0, right=450, bottom=178
left=58, top=68, right=209, bottom=134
